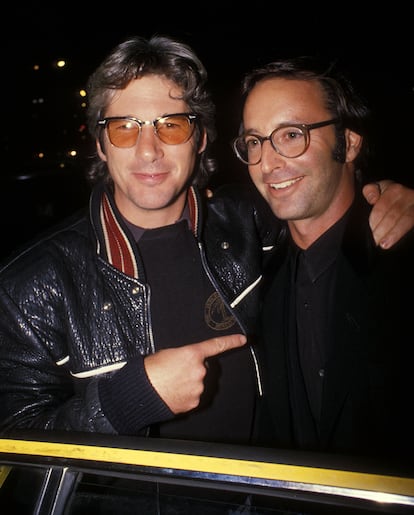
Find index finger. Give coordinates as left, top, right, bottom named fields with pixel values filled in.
left=197, top=334, right=247, bottom=360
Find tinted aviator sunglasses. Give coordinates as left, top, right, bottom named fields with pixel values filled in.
left=97, top=113, right=198, bottom=148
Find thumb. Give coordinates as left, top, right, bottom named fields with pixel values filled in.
left=363, top=182, right=381, bottom=205
left=198, top=334, right=247, bottom=360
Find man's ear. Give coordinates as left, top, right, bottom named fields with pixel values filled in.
left=345, top=129, right=363, bottom=163
left=198, top=129, right=207, bottom=154
left=96, top=139, right=107, bottom=162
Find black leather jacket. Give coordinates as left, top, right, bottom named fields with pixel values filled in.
left=0, top=181, right=283, bottom=435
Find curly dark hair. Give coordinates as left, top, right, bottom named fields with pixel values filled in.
left=86, top=34, right=217, bottom=188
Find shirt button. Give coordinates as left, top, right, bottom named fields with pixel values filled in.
left=318, top=368, right=325, bottom=378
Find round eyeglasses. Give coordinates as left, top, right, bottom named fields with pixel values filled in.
left=232, top=118, right=339, bottom=165
left=97, top=113, right=198, bottom=148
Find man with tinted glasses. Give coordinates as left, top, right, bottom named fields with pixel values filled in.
left=0, top=37, right=412, bottom=444
left=235, top=57, right=414, bottom=463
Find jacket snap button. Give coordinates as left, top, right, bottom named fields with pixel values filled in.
left=221, top=241, right=230, bottom=250
left=103, top=302, right=112, bottom=311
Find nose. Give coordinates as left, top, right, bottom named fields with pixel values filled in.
left=260, top=138, right=284, bottom=172
left=134, top=124, right=163, bottom=161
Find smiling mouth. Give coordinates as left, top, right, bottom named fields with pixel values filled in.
left=270, top=177, right=302, bottom=190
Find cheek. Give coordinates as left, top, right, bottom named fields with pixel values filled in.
left=303, top=142, right=334, bottom=171
left=102, top=147, right=132, bottom=178
left=247, top=166, right=263, bottom=188
left=174, top=144, right=198, bottom=173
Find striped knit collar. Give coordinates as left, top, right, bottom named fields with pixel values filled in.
left=98, top=186, right=200, bottom=278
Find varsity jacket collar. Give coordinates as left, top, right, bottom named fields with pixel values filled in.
left=89, top=182, right=202, bottom=278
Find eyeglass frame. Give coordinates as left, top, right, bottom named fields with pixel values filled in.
left=232, top=118, right=340, bottom=165
left=97, top=113, right=198, bottom=147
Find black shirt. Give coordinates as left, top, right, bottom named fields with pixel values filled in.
left=289, top=214, right=347, bottom=444
left=125, top=215, right=257, bottom=444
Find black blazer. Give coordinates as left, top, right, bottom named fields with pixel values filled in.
left=255, top=189, right=414, bottom=466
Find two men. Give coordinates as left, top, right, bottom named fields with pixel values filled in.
left=0, top=38, right=412, bottom=452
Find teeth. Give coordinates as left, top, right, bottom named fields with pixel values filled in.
left=270, top=177, right=300, bottom=190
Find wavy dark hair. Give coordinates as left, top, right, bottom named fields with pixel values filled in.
left=86, top=34, right=217, bottom=188
left=239, top=56, right=372, bottom=178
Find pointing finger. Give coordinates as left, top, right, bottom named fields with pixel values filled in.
left=199, top=334, right=247, bottom=360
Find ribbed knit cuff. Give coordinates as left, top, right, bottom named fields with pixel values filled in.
left=98, top=355, right=173, bottom=434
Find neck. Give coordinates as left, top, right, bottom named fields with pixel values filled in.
left=115, top=192, right=188, bottom=229
left=289, top=182, right=355, bottom=250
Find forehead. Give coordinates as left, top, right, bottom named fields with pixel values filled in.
left=243, top=78, right=327, bottom=126
left=105, top=74, right=187, bottom=117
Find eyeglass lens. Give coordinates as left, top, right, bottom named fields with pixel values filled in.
left=235, top=126, right=308, bottom=164
left=105, top=115, right=195, bottom=148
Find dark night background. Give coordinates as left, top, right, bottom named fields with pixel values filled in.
left=2, top=5, right=413, bottom=258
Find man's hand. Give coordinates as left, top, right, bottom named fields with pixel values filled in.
left=363, top=180, right=414, bottom=249
left=144, top=334, right=247, bottom=414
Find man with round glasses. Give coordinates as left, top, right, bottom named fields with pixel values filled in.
left=236, top=56, right=414, bottom=464
left=0, top=37, right=413, bottom=445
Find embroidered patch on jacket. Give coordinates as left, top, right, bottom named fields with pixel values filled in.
left=205, top=292, right=236, bottom=330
